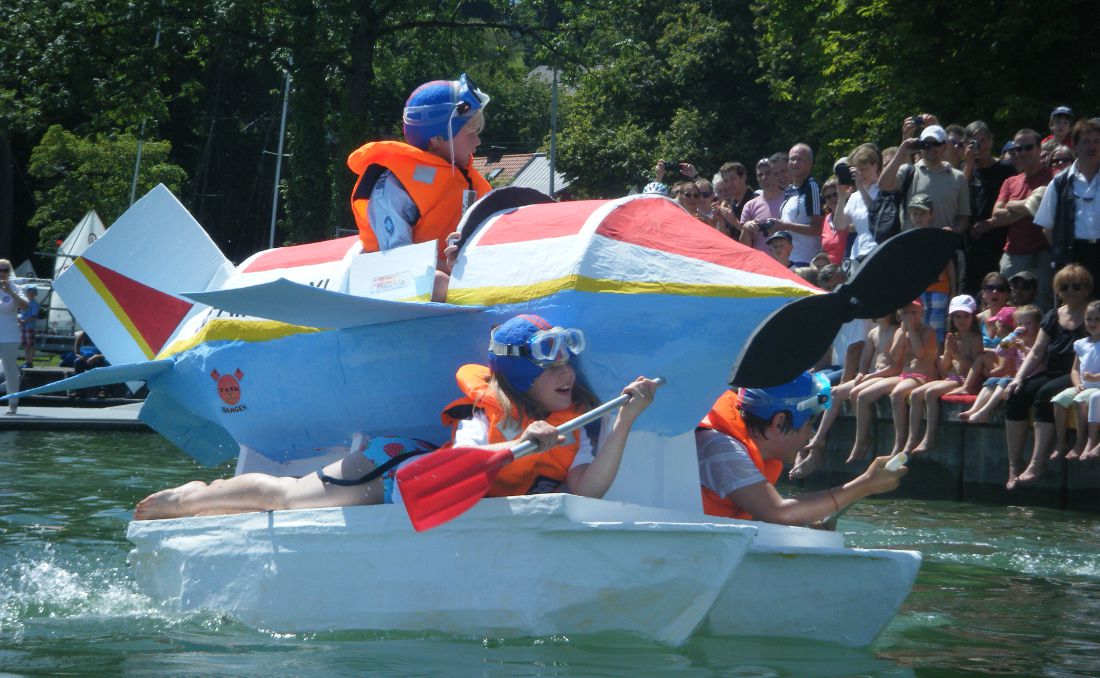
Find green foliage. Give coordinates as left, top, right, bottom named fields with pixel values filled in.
left=27, top=125, right=187, bottom=250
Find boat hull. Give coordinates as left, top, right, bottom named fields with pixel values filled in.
left=705, top=544, right=921, bottom=647
left=127, top=494, right=756, bottom=646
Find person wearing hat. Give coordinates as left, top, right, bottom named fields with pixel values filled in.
left=765, top=230, right=795, bottom=268
left=1043, top=106, right=1074, bottom=148
left=878, top=114, right=970, bottom=234
left=347, top=74, right=493, bottom=266
left=1009, top=270, right=1040, bottom=307
left=908, top=194, right=957, bottom=343
left=134, top=313, right=662, bottom=520
left=696, top=371, right=906, bottom=525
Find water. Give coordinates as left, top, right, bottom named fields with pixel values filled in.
left=2, top=430, right=1099, bottom=676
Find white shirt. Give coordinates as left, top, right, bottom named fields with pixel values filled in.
left=1034, top=162, right=1100, bottom=240
left=844, top=184, right=880, bottom=258
left=0, top=283, right=23, bottom=343
left=1074, top=337, right=1100, bottom=389
left=696, top=428, right=765, bottom=498
left=832, top=318, right=872, bottom=367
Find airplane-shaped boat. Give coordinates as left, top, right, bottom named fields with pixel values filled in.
left=11, top=185, right=955, bottom=646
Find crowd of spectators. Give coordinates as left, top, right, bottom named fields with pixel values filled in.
left=642, top=106, right=1100, bottom=490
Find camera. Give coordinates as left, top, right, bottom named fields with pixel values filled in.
left=912, top=115, right=925, bottom=127
left=912, top=139, right=934, bottom=151
left=834, top=162, right=855, bottom=186
left=661, top=160, right=680, bottom=173
left=760, top=218, right=776, bottom=235
left=968, top=139, right=979, bottom=151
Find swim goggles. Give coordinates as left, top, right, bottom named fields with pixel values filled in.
left=796, top=372, right=833, bottom=417
left=489, top=326, right=586, bottom=367
left=402, top=74, right=490, bottom=129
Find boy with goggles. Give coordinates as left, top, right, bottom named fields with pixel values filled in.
left=696, top=371, right=906, bottom=526
left=347, top=74, right=493, bottom=288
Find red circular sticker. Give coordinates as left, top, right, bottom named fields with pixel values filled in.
left=217, top=375, right=241, bottom=405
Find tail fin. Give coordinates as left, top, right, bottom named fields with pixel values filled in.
left=53, top=185, right=235, bottom=366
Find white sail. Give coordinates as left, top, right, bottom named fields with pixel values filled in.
left=49, top=210, right=106, bottom=335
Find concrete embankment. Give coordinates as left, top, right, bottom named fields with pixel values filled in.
left=791, top=400, right=1100, bottom=514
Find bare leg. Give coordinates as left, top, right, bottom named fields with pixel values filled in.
left=848, top=378, right=898, bottom=462
left=431, top=270, right=450, bottom=303
left=1083, top=423, right=1100, bottom=461
left=914, top=381, right=958, bottom=453
left=792, top=382, right=855, bottom=478
left=889, top=379, right=920, bottom=457
left=135, top=453, right=383, bottom=520
left=1005, top=418, right=1029, bottom=490
left=960, top=387, right=992, bottom=421
left=969, top=385, right=1007, bottom=423
left=903, top=383, right=933, bottom=453
left=1067, top=401, right=1089, bottom=460
left=1051, top=405, right=1072, bottom=461
left=1018, top=422, right=1054, bottom=484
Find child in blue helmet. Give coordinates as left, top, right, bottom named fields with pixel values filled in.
left=135, top=313, right=660, bottom=520
left=347, top=74, right=494, bottom=297
left=428, top=314, right=662, bottom=499
left=696, top=371, right=906, bottom=526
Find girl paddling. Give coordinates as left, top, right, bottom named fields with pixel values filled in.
left=135, top=314, right=659, bottom=520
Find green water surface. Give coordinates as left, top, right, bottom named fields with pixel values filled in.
left=1, top=430, right=1099, bottom=676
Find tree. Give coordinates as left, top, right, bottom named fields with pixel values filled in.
left=27, top=125, right=187, bottom=249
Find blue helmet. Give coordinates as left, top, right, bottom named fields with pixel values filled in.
left=738, top=371, right=831, bottom=429
left=488, top=314, right=585, bottom=393
left=402, top=73, right=490, bottom=150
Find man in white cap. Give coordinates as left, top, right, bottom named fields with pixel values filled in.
left=879, top=114, right=971, bottom=234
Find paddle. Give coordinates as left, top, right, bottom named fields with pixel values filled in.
left=729, top=227, right=960, bottom=388
left=396, top=377, right=665, bottom=532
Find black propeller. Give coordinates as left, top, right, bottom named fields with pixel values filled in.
left=453, top=186, right=554, bottom=253
left=729, top=227, right=960, bottom=388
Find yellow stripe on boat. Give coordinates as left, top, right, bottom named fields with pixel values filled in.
left=157, top=318, right=321, bottom=359
left=74, top=258, right=156, bottom=360
left=445, top=274, right=817, bottom=307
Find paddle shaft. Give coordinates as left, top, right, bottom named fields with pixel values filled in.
left=509, top=377, right=666, bottom=458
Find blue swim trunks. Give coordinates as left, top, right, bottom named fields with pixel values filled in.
left=317, top=435, right=436, bottom=504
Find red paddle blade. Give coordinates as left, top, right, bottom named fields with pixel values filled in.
left=396, top=447, right=515, bottom=531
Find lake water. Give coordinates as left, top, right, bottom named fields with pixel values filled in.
left=2, top=430, right=1099, bottom=676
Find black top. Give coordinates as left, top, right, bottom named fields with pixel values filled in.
left=1041, top=308, right=1087, bottom=374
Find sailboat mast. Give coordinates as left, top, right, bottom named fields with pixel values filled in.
left=269, top=62, right=292, bottom=250
left=130, top=2, right=164, bottom=205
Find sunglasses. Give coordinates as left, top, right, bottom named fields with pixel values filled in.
left=924, top=140, right=944, bottom=148
left=1052, top=156, right=1073, bottom=165
left=951, top=140, right=965, bottom=148
left=682, top=192, right=701, bottom=199
left=700, top=191, right=713, bottom=199
left=1059, top=283, right=1085, bottom=293
left=0, top=268, right=10, bottom=273
left=1011, top=143, right=1037, bottom=153
left=983, top=284, right=1009, bottom=292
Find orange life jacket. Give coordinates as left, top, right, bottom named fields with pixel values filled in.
left=697, top=390, right=783, bottom=520
left=440, top=364, right=587, bottom=497
left=347, top=141, right=491, bottom=261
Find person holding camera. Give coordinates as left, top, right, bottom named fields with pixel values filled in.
left=963, top=121, right=1016, bottom=296
left=739, top=158, right=787, bottom=253
left=831, top=143, right=883, bottom=262
left=878, top=115, right=970, bottom=235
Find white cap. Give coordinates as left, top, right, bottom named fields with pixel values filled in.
left=920, top=125, right=947, bottom=143
left=948, top=294, right=977, bottom=315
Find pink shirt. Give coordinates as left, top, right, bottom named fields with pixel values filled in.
left=741, top=193, right=785, bottom=252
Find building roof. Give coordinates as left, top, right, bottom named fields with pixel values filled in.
left=509, top=153, right=571, bottom=196
left=471, top=153, right=535, bottom=184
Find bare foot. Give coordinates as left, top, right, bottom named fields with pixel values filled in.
left=1051, top=447, right=1069, bottom=461
left=1064, top=448, right=1081, bottom=461
left=967, top=410, right=992, bottom=424
left=911, top=442, right=931, bottom=456
left=1080, top=446, right=1100, bottom=462
left=133, top=481, right=206, bottom=520
left=958, top=411, right=972, bottom=422
left=847, top=438, right=871, bottom=464
left=1016, top=466, right=1044, bottom=485
left=790, top=442, right=825, bottom=479
left=1006, top=474, right=1018, bottom=491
